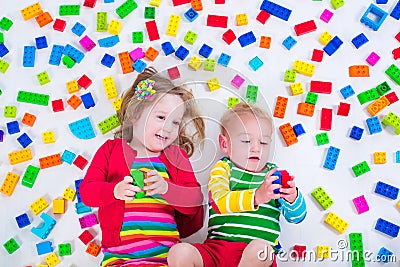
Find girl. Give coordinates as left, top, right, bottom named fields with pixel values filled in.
left=80, top=67, right=206, bottom=267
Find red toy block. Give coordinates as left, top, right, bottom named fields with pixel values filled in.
left=337, top=102, right=350, bottom=116
left=22, top=113, right=37, bottom=127
left=53, top=19, right=66, bottom=32
left=310, top=80, right=332, bottom=94
left=395, top=32, right=400, bottom=42
left=256, top=10, right=270, bottom=24
left=215, top=0, right=225, bottom=3
left=280, top=170, right=293, bottom=188
left=52, top=99, right=64, bottom=112
left=79, top=229, right=94, bottom=245
left=83, top=0, right=97, bottom=8
left=145, top=20, right=160, bottom=41
left=222, top=29, right=236, bottom=45
left=172, top=0, right=191, bottom=6
left=73, top=155, right=88, bottom=170
left=385, top=91, right=399, bottom=105
left=167, top=66, right=180, bottom=80
left=77, top=74, right=92, bottom=89
left=294, top=20, right=317, bottom=36
left=392, top=47, right=400, bottom=60
left=311, top=49, right=324, bottom=62
left=320, top=108, right=332, bottom=131
left=293, top=245, right=307, bottom=258
left=86, top=242, right=100, bottom=257
left=207, top=15, right=228, bottom=28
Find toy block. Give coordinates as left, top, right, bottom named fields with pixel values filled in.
left=132, top=31, right=143, bottom=44
left=71, top=22, right=86, bottom=36
left=222, top=29, right=236, bottom=45
left=96, top=12, right=107, bottom=32
left=23, top=46, right=36, bottom=67
left=323, top=146, right=340, bottom=170
left=73, top=155, right=89, bottom=170
left=376, top=81, right=391, bottom=96
left=290, top=83, right=304, bottom=96
left=184, top=8, right=198, bottom=22
left=168, top=66, right=180, bottom=80
left=145, top=20, right=160, bottom=41
left=61, top=150, right=76, bottom=164
left=324, top=212, right=348, bottom=233
left=8, top=148, right=33, bottom=165
left=75, top=178, right=83, bottom=202
left=375, top=218, right=399, bottom=238
left=396, top=151, right=400, bottom=163
left=86, top=242, right=101, bottom=257
left=191, top=0, right=203, bottom=11
left=228, top=97, right=240, bottom=109
left=101, top=53, right=115, bottom=68
left=52, top=198, right=65, bottom=214
left=260, top=36, right=271, bottom=49
left=352, top=161, right=370, bottom=177
left=53, top=18, right=66, bottom=32
left=35, top=36, right=48, bottom=50
left=366, top=52, right=380, bottom=66
left=3, top=238, right=19, bottom=254
left=367, top=96, right=390, bottom=116
left=310, top=81, right=332, bottom=94
left=246, top=85, right=258, bottom=104
left=99, top=36, right=120, bottom=48
left=63, top=188, right=76, bottom=201
left=0, top=172, right=19, bottom=196
left=17, top=133, right=33, bottom=148
left=273, top=96, right=288, bottom=119
left=68, top=117, right=96, bottom=139
left=37, top=71, right=50, bottom=86
left=36, top=241, right=53, bottom=255
left=348, top=233, right=366, bottom=266
left=0, top=58, right=9, bottom=73
left=144, top=6, right=155, bottom=19
left=279, top=123, right=298, bottom=146
left=199, top=44, right=213, bottom=58
left=349, top=65, right=370, bottom=77
left=316, top=132, right=329, bottom=145
left=351, top=33, right=369, bottom=49
left=377, top=247, right=393, bottom=263
left=260, top=0, right=292, bottom=21
left=98, top=114, right=121, bottom=134
left=145, top=47, right=159, bottom=61
left=375, top=181, right=399, bottom=199
left=6, top=121, right=20, bottom=135
left=49, top=45, right=64, bottom=66
left=79, top=230, right=95, bottom=245
left=0, top=43, right=9, bottom=57
left=30, top=196, right=49, bottom=215
left=35, top=12, right=53, bottom=28
left=249, top=56, right=263, bottom=71
left=129, top=47, right=144, bottom=61
left=238, top=31, right=256, bottom=47
left=0, top=130, right=3, bottom=142
left=58, top=243, right=71, bottom=256
left=352, top=195, right=369, bottom=214
left=231, top=74, right=245, bottom=89
left=297, top=102, right=315, bottom=116
left=256, top=10, right=271, bottom=24
left=320, top=108, right=332, bottom=131
left=319, top=31, right=333, bottom=45
left=293, top=124, right=305, bottom=137
left=293, top=245, right=306, bottom=258
left=118, top=51, right=134, bottom=74
left=79, top=36, right=96, bottom=52
left=337, top=102, right=350, bottom=116
left=0, top=32, right=3, bottom=44
left=116, top=0, right=138, bottom=18
left=217, top=53, right=231, bottom=67
left=63, top=44, right=84, bottom=63
left=236, top=13, right=248, bottom=26
left=108, top=19, right=122, bottom=35
left=65, top=80, right=79, bottom=94
left=366, top=116, right=382, bottom=134
left=22, top=165, right=40, bottom=188
left=166, top=14, right=180, bottom=37
left=331, top=0, right=344, bottom=9
left=39, top=154, right=62, bottom=169
left=391, top=0, right=400, bottom=19
left=79, top=213, right=98, bottom=228
left=293, top=60, right=315, bottom=77
left=51, top=99, right=64, bottom=112
left=305, top=92, right=318, bottom=105
left=385, top=64, right=400, bottom=85
left=102, top=76, right=118, bottom=99
left=357, top=88, right=380, bottom=104
left=21, top=3, right=43, bottom=20
left=45, top=252, right=60, bottom=267
left=133, top=59, right=146, bottom=73
left=207, top=78, right=220, bottom=91
left=83, top=0, right=97, bottom=8
left=284, top=70, right=296, bottom=82
left=317, top=246, right=330, bottom=258
left=360, top=4, right=388, bottom=31
left=349, top=126, right=364, bottom=140
left=161, top=42, right=175, bottom=56
left=4, top=106, right=16, bottom=118
left=16, top=213, right=31, bottom=228
left=204, top=59, right=216, bottom=72
left=112, top=98, right=122, bottom=112
left=282, top=36, right=297, bottom=50
left=184, top=30, right=198, bottom=45
left=320, top=9, right=333, bottom=23
left=311, top=49, right=324, bottom=62
left=42, top=131, right=55, bottom=144
left=59, top=5, right=80, bottom=15
left=294, top=20, right=317, bottom=36
left=77, top=74, right=92, bottom=89
left=75, top=202, right=92, bottom=214
left=324, top=36, right=343, bottom=56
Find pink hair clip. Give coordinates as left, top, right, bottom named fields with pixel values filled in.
left=134, top=79, right=156, bottom=100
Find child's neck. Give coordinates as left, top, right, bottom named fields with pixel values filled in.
left=127, top=141, right=162, bottom=158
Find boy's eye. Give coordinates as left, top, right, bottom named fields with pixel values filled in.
left=260, top=142, right=269, bottom=145
left=241, top=140, right=250, bottom=143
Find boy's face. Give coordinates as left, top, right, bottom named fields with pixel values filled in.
left=219, top=113, right=272, bottom=173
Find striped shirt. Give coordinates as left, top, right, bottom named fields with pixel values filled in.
left=208, top=158, right=307, bottom=247
left=101, top=157, right=179, bottom=267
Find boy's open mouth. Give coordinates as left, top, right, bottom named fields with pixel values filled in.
left=248, top=156, right=260, bottom=161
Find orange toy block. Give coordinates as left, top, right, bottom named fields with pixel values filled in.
left=367, top=96, right=390, bottom=116
left=39, top=154, right=62, bottom=169
left=191, top=0, right=203, bottom=11
left=22, top=113, right=37, bottom=127
left=53, top=198, right=65, bottom=214
left=297, top=102, right=315, bottom=116
left=86, top=242, right=101, bottom=257
left=279, top=123, right=298, bottom=146
left=260, top=36, right=271, bottom=49
left=35, top=12, right=53, bottom=28
left=8, top=148, right=33, bottom=165
left=118, top=52, right=133, bottom=74
left=0, top=172, right=20, bottom=196
left=273, top=96, right=288, bottom=119
left=349, top=65, right=370, bottom=77
left=145, top=47, right=159, bottom=61
left=21, top=3, right=43, bottom=20
left=67, top=95, right=82, bottom=109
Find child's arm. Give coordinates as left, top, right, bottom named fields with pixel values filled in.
left=278, top=181, right=307, bottom=223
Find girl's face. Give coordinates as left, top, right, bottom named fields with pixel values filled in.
left=131, top=94, right=185, bottom=157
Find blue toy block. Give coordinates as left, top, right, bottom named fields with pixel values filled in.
left=0, top=43, right=9, bottom=57
left=390, top=0, right=400, bottom=19
left=161, top=42, right=175, bottom=56
left=260, top=0, right=292, bottom=21
left=184, top=7, right=198, bottom=22
left=349, top=126, right=364, bottom=140
left=351, top=33, right=369, bottom=49
left=81, top=92, right=95, bottom=109
left=0, top=130, right=3, bottom=142
left=6, top=121, right=20, bottom=135
left=217, top=53, right=231, bottom=67
left=293, top=123, right=305, bottom=137
left=360, top=3, right=388, bottom=31
left=35, top=36, right=48, bottom=49
left=31, top=213, right=56, bottom=239
left=396, top=151, right=400, bottom=163
left=49, top=45, right=64, bottom=66
left=175, top=45, right=189, bottom=60
left=75, top=179, right=83, bottom=202
left=340, top=85, right=355, bottom=99
left=75, top=202, right=92, bottom=214
left=323, top=36, right=343, bottom=56
left=366, top=116, right=382, bottom=134
left=23, top=46, right=36, bottom=67
left=376, top=0, right=388, bottom=3
left=61, top=149, right=76, bottom=164
left=249, top=56, right=264, bottom=71
left=323, top=146, right=340, bottom=170
left=377, top=247, right=393, bottom=263
left=375, top=218, right=399, bottom=238
left=17, top=133, right=33, bottom=148
left=98, top=35, right=120, bottom=48
left=15, top=213, right=31, bottom=228
left=199, top=44, right=213, bottom=58
left=238, top=31, right=256, bottom=47
left=374, top=181, right=399, bottom=200
left=68, top=117, right=95, bottom=139
left=71, top=22, right=86, bottom=36
left=101, top=53, right=115, bottom=68
left=133, top=59, right=146, bottom=73
left=272, top=170, right=282, bottom=194
left=63, top=44, right=84, bottom=63
left=282, top=36, right=297, bottom=50
left=36, top=241, right=53, bottom=255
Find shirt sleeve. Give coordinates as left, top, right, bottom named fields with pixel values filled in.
left=208, top=161, right=257, bottom=213
left=278, top=189, right=307, bottom=224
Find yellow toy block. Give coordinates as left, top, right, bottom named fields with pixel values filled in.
left=317, top=245, right=330, bottom=258
left=112, top=98, right=122, bottom=112
left=108, top=19, right=122, bottom=35
left=42, top=131, right=55, bottom=144
left=149, top=0, right=161, bottom=7
left=45, top=252, right=60, bottom=267
left=0, top=172, right=20, bottom=196
left=373, top=152, right=386, bottom=164
left=53, top=198, right=65, bottom=214
left=319, top=31, right=333, bottom=45
left=188, top=56, right=202, bottom=70
left=290, top=83, right=304, bottom=96
left=293, top=60, right=315, bottom=77
left=66, top=80, right=79, bottom=94
left=8, top=148, right=33, bottom=165
left=21, top=2, right=43, bottom=20
left=63, top=187, right=76, bottom=201
left=37, top=265, right=49, bottom=267
left=324, top=212, right=348, bottom=234
left=102, top=76, right=118, bottom=99
left=166, top=14, right=180, bottom=37
left=207, top=78, right=220, bottom=91
left=397, top=201, right=400, bottom=209
left=367, top=96, right=390, bottom=116
left=30, top=196, right=49, bottom=215
left=236, top=13, right=248, bottom=26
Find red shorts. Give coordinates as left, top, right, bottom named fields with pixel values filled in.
left=192, top=239, right=277, bottom=267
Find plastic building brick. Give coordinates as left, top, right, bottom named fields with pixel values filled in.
left=320, top=108, right=332, bottom=131
left=231, top=74, right=245, bottom=89
left=377, top=247, right=393, bottom=263
left=168, top=66, right=180, bottom=80
left=112, top=98, right=122, bottom=111
left=101, top=53, right=115, bottom=68
left=45, top=252, right=60, bottom=267
left=79, top=36, right=96, bottom=52
left=96, top=12, right=107, bottom=32
left=62, top=188, right=76, bottom=201
left=58, top=243, right=71, bottom=256
left=0, top=130, right=3, bottom=142
left=42, top=131, right=55, bottom=144
left=166, top=14, right=180, bottom=37
left=129, top=47, right=144, bottom=61
left=297, top=102, right=315, bottom=116
left=311, top=49, right=324, bottom=62
left=144, top=6, right=155, bottom=19
left=161, top=42, right=175, bottom=55
left=222, top=29, right=236, bottom=45
left=6, top=121, right=20, bottom=135
left=366, top=52, right=380, bottom=66
left=0, top=43, right=9, bottom=57
left=73, top=155, right=89, bottom=170
left=352, top=161, right=370, bottom=177
left=228, top=97, right=240, bottom=109
left=324, top=36, right=343, bottom=56
left=305, top=92, right=318, bottom=105
left=360, top=4, right=388, bottom=31
left=53, top=18, right=66, bottom=32
left=83, top=0, right=97, bottom=8
left=397, top=151, right=400, bottom=163
left=367, top=96, right=390, bottom=116
left=184, top=30, right=198, bottom=45
left=375, top=181, right=399, bottom=199
left=319, top=31, right=333, bottom=45
left=349, top=126, right=364, bottom=140
left=71, top=22, right=86, bottom=36
left=37, top=71, right=50, bottom=85
left=77, top=74, right=92, bottom=89
left=23, top=46, right=36, bottom=67
left=337, top=102, right=350, bottom=116
left=61, top=150, right=76, bottom=164
left=312, top=186, right=334, bottom=210
left=39, top=154, right=62, bottom=169
left=22, top=165, right=40, bottom=188
left=293, top=60, right=315, bottom=76
left=246, top=85, right=258, bottom=103
left=79, top=213, right=98, bottom=228
left=130, top=169, right=146, bottom=198
left=49, top=45, right=64, bottom=66
left=294, top=20, right=317, bottom=36
left=16, top=213, right=31, bottom=228
left=30, top=196, right=49, bottom=215
left=191, top=0, right=203, bottom=11
left=217, top=53, right=231, bottom=67
left=8, top=148, right=33, bottom=165
left=68, top=117, right=96, bottom=139
left=256, top=10, right=270, bottom=24
left=0, top=32, right=3, bottom=44
left=0, top=58, right=9, bottom=73
left=260, top=36, right=271, bottom=49
left=21, top=3, right=43, bottom=20
left=260, top=0, right=292, bottom=21
left=317, top=246, right=330, bottom=258
left=238, top=31, right=256, bottom=47
left=279, top=123, right=298, bottom=146
left=36, top=241, right=53, bottom=255
left=59, top=5, right=80, bottom=15
left=64, top=44, right=84, bottom=63
left=4, top=106, right=16, bottom=118
left=376, top=81, right=391, bottom=96
left=145, top=20, right=160, bottom=41
left=108, top=20, right=122, bottom=35
left=293, top=245, right=306, bottom=258
left=284, top=70, right=296, bottom=83
left=316, top=132, right=329, bottom=146
left=52, top=198, right=65, bottom=214
left=310, top=81, right=332, bottom=94
left=35, top=12, right=53, bottom=28
left=324, top=212, right=348, bottom=233
left=273, top=96, right=288, bottom=119
left=86, top=242, right=101, bottom=257
left=236, top=13, right=248, bottom=26
left=79, top=230, right=95, bottom=245
left=204, top=59, right=216, bottom=72
left=97, top=114, right=121, bottom=134
left=396, top=31, right=400, bottom=42
left=357, top=88, right=380, bottom=104
left=375, top=218, right=399, bottom=238
left=249, top=56, right=263, bottom=71
left=323, top=146, right=340, bottom=170
left=376, top=0, right=389, bottom=3
left=66, top=80, right=79, bottom=94
left=349, top=65, right=370, bottom=77
left=366, top=116, right=382, bottom=134
left=184, top=8, right=199, bottom=22
left=293, top=124, right=305, bottom=137
left=385, top=64, right=400, bottom=85
left=63, top=55, right=76, bottom=68
left=17, top=133, right=33, bottom=148
left=199, top=44, right=213, bottom=58
left=282, top=36, right=297, bottom=50
left=390, top=0, right=400, bottom=19
left=51, top=99, right=64, bottom=112
left=133, top=59, right=146, bottom=73
left=75, top=178, right=84, bottom=202
left=131, top=31, right=143, bottom=44
left=3, top=238, right=19, bottom=254
left=118, top=51, right=134, bottom=74
left=145, top=47, right=159, bottom=61
left=175, top=45, right=189, bottom=60
left=0, top=172, right=19, bottom=196
left=320, top=9, right=333, bottom=23
left=102, top=76, right=118, bottom=99
left=116, top=0, right=137, bottom=18
left=207, top=78, right=220, bottom=91
left=34, top=36, right=47, bottom=50
left=352, top=195, right=369, bottom=214
left=331, top=0, right=345, bottom=9
left=290, top=83, right=304, bottom=96
left=75, top=202, right=92, bottom=214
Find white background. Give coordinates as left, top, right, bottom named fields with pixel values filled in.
left=0, top=0, right=400, bottom=266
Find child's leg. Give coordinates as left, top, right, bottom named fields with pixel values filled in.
left=168, top=243, right=204, bottom=267
left=238, top=239, right=274, bottom=267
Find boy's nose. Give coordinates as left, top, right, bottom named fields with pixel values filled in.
left=250, top=142, right=261, bottom=152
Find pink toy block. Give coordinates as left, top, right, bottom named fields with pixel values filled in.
left=320, top=9, right=333, bottom=23
left=366, top=52, right=380, bottom=66
left=231, top=74, right=245, bottom=89
left=79, top=213, right=98, bottom=229
left=167, top=66, right=180, bottom=80
left=352, top=195, right=369, bottom=214
left=79, top=35, right=96, bottom=52
left=129, top=48, right=145, bottom=61
left=337, top=102, right=350, bottom=116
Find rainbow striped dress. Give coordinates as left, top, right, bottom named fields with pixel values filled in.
left=101, top=157, right=179, bottom=267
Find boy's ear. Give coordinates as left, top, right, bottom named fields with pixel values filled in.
left=219, top=134, right=228, bottom=153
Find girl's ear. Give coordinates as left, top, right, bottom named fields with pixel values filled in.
left=219, top=134, right=228, bottom=154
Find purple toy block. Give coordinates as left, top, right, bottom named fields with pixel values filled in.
left=366, top=52, right=380, bottom=66
left=79, top=35, right=96, bottom=52
left=0, top=129, right=4, bottom=142
left=231, top=74, right=245, bottom=89
left=79, top=213, right=98, bottom=228
left=129, top=48, right=145, bottom=61
left=352, top=195, right=369, bottom=214
left=320, top=9, right=333, bottom=23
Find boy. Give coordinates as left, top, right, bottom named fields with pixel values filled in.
left=168, top=102, right=307, bottom=267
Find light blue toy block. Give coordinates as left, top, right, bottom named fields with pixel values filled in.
left=184, top=8, right=198, bottom=22
left=31, top=213, right=56, bottom=239
left=282, top=36, right=297, bottom=50
left=377, top=247, right=393, bottom=263
left=396, top=151, right=400, bottom=163
left=71, top=22, right=86, bottom=36
left=217, top=53, right=231, bottom=67
left=36, top=241, right=53, bottom=255
left=98, top=35, right=120, bottom=48
left=340, top=85, right=355, bottom=99
left=133, top=59, right=146, bottom=73
left=323, top=146, right=340, bottom=170
left=68, top=117, right=95, bottom=139
left=63, top=44, right=84, bottom=63
left=61, top=150, right=76, bottom=164
left=360, top=3, right=388, bottom=31
left=49, top=45, right=64, bottom=66
left=75, top=202, right=92, bottom=214
left=23, top=46, right=36, bottom=67
left=249, top=56, right=263, bottom=71
left=366, top=116, right=382, bottom=134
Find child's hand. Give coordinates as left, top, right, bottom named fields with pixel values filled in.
left=143, top=170, right=168, bottom=196
left=114, top=176, right=143, bottom=201
left=280, top=180, right=298, bottom=204
left=254, top=168, right=281, bottom=206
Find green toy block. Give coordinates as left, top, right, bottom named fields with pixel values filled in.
left=305, top=92, right=318, bottom=105
left=22, top=165, right=40, bottom=188
left=0, top=17, right=13, bottom=31
left=349, top=233, right=365, bottom=267
left=357, top=88, right=379, bottom=105
left=3, top=238, right=19, bottom=254
left=130, top=169, right=145, bottom=198
left=116, top=0, right=138, bottom=19
left=37, top=71, right=50, bottom=85
left=184, top=30, right=198, bottom=45
left=352, top=161, right=370, bottom=177
left=58, top=243, right=71, bottom=256
left=62, top=55, right=75, bottom=68
left=97, top=12, right=108, bottom=32
left=144, top=6, right=155, bottom=19
left=385, top=64, right=400, bottom=85
left=204, top=59, right=216, bottom=72
left=17, top=90, right=49, bottom=106
left=331, top=0, right=345, bottom=10
left=246, top=85, right=258, bottom=104
left=59, top=5, right=80, bottom=16
left=0, top=32, right=4, bottom=44
left=0, top=59, right=10, bottom=74
left=311, top=186, right=334, bottom=210
left=4, top=106, right=16, bottom=118
left=284, top=69, right=296, bottom=82
left=132, top=31, right=143, bottom=43
left=381, top=112, right=400, bottom=135
left=0, top=89, right=2, bottom=95
left=97, top=114, right=121, bottom=134
left=228, top=97, right=240, bottom=109
left=376, top=81, right=391, bottom=96
left=316, top=132, right=329, bottom=145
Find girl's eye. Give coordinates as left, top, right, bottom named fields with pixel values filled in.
left=157, top=115, right=165, bottom=120
left=173, top=121, right=180, bottom=126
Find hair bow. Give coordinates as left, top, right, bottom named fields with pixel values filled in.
left=134, top=79, right=156, bottom=100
